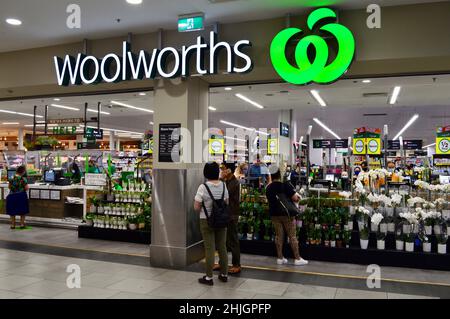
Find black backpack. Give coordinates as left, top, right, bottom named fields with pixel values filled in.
left=202, top=183, right=230, bottom=229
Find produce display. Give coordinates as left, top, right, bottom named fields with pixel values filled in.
left=84, top=179, right=151, bottom=232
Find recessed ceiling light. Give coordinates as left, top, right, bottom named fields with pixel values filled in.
left=224, top=87, right=232, bottom=91
left=149, top=122, right=154, bottom=125
left=126, top=0, right=142, bottom=4
left=139, top=93, right=147, bottom=96
left=209, top=106, right=217, bottom=111
left=6, top=18, right=22, bottom=26
left=362, top=80, right=372, bottom=84
left=53, top=98, right=61, bottom=101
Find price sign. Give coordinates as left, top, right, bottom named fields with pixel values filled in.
left=436, top=137, right=450, bottom=154
left=367, top=138, right=381, bottom=155
left=209, top=138, right=224, bottom=155
left=353, top=138, right=366, bottom=155
left=268, top=139, right=278, bottom=155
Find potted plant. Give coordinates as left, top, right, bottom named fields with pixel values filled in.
left=405, top=233, right=415, bottom=252
left=359, top=227, right=369, bottom=250
left=434, top=222, right=443, bottom=236
left=324, top=230, right=330, bottom=247
left=437, top=235, right=448, bottom=255
left=422, top=236, right=432, bottom=253
left=85, top=213, right=95, bottom=227
left=422, top=212, right=434, bottom=235
left=89, top=196, right=98, bottom=214
left=371, top=213, right=384, bottom=233
left=396, top=231, right=405, bottom=251
left=343, top=229, right=352, bottom=248
left=387, top=216, right=396, bottom=233
left=330, top=228, right=337, bottom=248
left=377, top=232, right=386, bottom=250
left=128, top=216, right=138, bottom=231
left=447, top=220, right=450, bottom=236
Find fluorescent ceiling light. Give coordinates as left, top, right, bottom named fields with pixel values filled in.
left=393, top=114, right=419, bottom=140
left=235, top=94, right=264, bottom=109
left=82, top=124, right=143, bottom=135
left=362, top=80, right=372, bottom=84
left=149, top=122, right=154, bottom=125
left=0, top=109, right=43, bottom=118
left=220, top=120, right=269, bottom=136
left=6, top=18, right=22, bottom=26
left=126, top=0, right=142, bottom=4
left=2, top=122, right=19, bottom=125
left=389, top=86, right=402, bottom=105
left=111, top=100, right=154, bottom=113
left=313, top=118, right=341, bottom=139
left=310, top=90, right=327, bottom=107
left=224, top=87, right=232, bottom=91
left=208, top=106, right=217, bottom=111
left=423, top=143, right=436, bottom=149
left=24, top=124, right=57, bottom=128
left=87, top=109, right=110, bottom=115
left=51, top=104, right=80, bottom=111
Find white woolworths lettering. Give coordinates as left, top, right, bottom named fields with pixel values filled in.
left=54, top=31, right=253, bottom=86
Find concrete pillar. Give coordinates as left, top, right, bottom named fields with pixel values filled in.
left=115, top=136, right=120, bottom=152
left=109, top=132, right=115, bottom=151
left=18, top=128, right=24, bottom=151
left=278, top=110, right=292, bottom=166
left=150, top=77, right=209, bottom=269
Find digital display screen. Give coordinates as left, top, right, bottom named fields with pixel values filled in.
left=45, top=170, right=56, bottom=183
left=7, top=170, right=16, bottom=181
left=326, top=174, right=335, bottom=182
left=280, top=122, right=290, bottom=138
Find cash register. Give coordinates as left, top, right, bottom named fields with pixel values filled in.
left=44, top=169, right=71, bottom=186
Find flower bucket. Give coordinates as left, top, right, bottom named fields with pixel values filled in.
left=377, top=240, right=385, bottom=250
left=447, top=226, right=450, bottom=236
left=86, top=220, right=93, bottom=227
left=402, top=224, right=411, bottom=234
left=434, top=225, right=442, bottom=235
left=129, top=224, right=137, bottom=231
left=396, top=240, right=404, bottom=251
left=423, top=242, right=432, bottom=253
left=89, top=205, right=96, bottom=214
left=347, top=221, right=354, bottom=230
left=360, top=239, right=369, bottom=250
left=386, top=207, right=394, bottom=217
left=388, top=223, right=396, bottom=233
left=358, top=222, right=365, bottom=231
left=425, top=226, right=433, bottom=235
left=380, top=223, right=388, bottom=233
left=442, top=210, right=450, bottom=220
left=371, top=223, right=378, bottom=232
left=405, top=242, right=414, bottom=252
left=331, top=241, right=336, bottom=248
left=349, top=206, right=355, bottom=216
left=438, top=244, right=447, bottom=255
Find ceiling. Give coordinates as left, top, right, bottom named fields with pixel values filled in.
left=0, top=0, right=443, bottom=52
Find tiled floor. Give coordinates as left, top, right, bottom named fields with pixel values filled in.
left=0, top=248, right=443, bottom=299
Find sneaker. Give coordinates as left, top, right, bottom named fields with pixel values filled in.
left=294, top=258, right=309, bottom=266
left=213, top=263, right=221, bottom=271
left=198, top=276, right=214, bottom=286
left=277, top=258, right=288, bottom=265
left=218, top=274, right=228, bottom=283
left=228, top=266, right=241, bottom=275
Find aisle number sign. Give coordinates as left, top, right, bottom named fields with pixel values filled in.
left=268, top=139, right=278, bottom=155
left=367, top=138, right=381, bottom=155
left=209, top=138, right=224, bottom=155
left=353, top=138, right=366, bottom=155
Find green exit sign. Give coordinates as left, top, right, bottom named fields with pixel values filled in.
left=178, top=15, right=204, bottom=32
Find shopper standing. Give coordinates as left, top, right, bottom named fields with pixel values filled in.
left=266, top=167, right=308, bottom=266
left=216, top=163, right=241, bottom=274
left=194, top=162, right=229, bottom=286
left=6, top=166, right=30, bottom=229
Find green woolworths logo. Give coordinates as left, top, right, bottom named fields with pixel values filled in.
left=270, top=8, right=355, bottom=85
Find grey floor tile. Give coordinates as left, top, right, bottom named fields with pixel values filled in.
left=284, top=283, right=337, bottom=299
left=4, top=263, right=61, bottom=276
left=0, top=289, right=24, bottom=299
left=252, top=294, right=298, bottom=299
left=52, top=286, right=118, bottom=299
left=18, top=295, right=48, bottom=299
left=106, top=278, right=166, bottom=294
left=147, top=282, right=208, bottom=299
left=109, top=292, right=158, bottom=299
left=0, top=260, right=27, bottom=272
left=81, top=272, right=128, bottom=289
left=387, top=293, right=439, bottom=299
left=335, top=288, right=388, bottom=299
left=0, top=275, right=43, bottom=290
left=115, top=267, right=168, bottom=280
left=197, top=287, right=255, bottom=299
left=237, top=279, right=289, bottom=296
left=14, top=280, right=70, bottom=298
left=151, top=270, right=203, bottom=284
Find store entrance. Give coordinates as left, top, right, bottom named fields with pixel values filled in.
left=208, top=75, right=450, bottom=271
left=0, top=91, right=154, bottom=257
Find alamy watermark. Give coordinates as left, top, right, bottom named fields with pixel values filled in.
left=366, top=264, right=381, bottom=289
left=66, top=264, right=81, bottom=289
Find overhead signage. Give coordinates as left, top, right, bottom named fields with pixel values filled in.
left=436, top=126, right=450, bottom=155
left=280, top=122, right=290, bottom=138
left=85, top=128, right=103, bottom=140
left=353, top=138, right=366, bottom=155
left=54, top=32, right=252, bottom=86
left=388, top=140, right=423, bottom=150
left=77, top=142, right=97, bottom=150
left=367, top=138, right=381, bottom=155
left=209, top=138, right=225, bottom=155
left=48, top=118, right=83, bottom=125
left=268, top=139, right=278, bottom=155
left=178, top=14, right=204, bottom=32
left=270, top=8, right=355, bottom=85
left=313, top=139, right=349, bottom=149
left=159, top=123, right=181, bottom=163
left=353, top=127, right=381, bottom=155
left=52, top=126, right=77, bottom=135
left=85, top=173, right=107, bottom=186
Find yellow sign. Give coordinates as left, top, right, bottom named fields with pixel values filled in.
left=436, top=137, right=450, bottom=154
left=209, top=138, right=224, bottom=154
left=366, top=138, right=381, bottom=155
left=353, top=138, right=366, bottom=155
left=268, top=139, right=278, bottom=155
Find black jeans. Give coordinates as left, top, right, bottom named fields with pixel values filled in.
left=226, top=220, right=241, bottom=266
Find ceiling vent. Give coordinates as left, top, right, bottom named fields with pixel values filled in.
left=363, top=113, right=387, bottom=117
left=362, top=92, right=389, bottom=98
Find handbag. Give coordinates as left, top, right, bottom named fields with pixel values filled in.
left=276, top=192, right=301, bottom=218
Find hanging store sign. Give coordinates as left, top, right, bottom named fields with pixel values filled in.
left=353, top=138, right=366, bottom=155
left=270, top=8, right=355, bottom=85
left=54, top=32, right=252, bottom=86
left=366, top=138, right=381, bottom=155
left=313, top=139, right=349, bottom=149
left=85, top=128, right=104, bottom=140
left=436, top=126, right=450, bottom=155
left=388, top=140, right=423, bottom=150
left=209, top=138, right=225, bottom=155
left=178, top=14, right=204, bottom=32
left=48, top=118, right=84, bottom=125
left=268, top=139, right=278, bottom=155
left=53, top=126, right=77, bottom=135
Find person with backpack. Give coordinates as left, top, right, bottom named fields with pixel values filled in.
left=266, top=166, right=308, bottom=266
left=194, top=162, right=230, bottom=286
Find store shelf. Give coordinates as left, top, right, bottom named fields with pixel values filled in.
left=78, top=225, right=150, bottom=244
